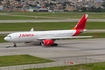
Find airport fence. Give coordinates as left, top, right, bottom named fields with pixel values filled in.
left=0, top=57, right=103, bottom=70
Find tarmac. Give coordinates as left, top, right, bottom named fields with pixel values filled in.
left=0, top=38, right=105, bottom=70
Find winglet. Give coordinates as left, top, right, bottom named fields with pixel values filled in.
left=72, top=14, right=88, bottom=30
left=30, top=28, right=34, bottom=32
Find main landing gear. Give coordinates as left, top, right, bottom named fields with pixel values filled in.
left=51, top=43, right=58, bottom=46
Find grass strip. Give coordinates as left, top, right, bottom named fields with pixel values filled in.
left=25, top=62, right=105, bottom=70
left=0, top=34, right=6, bottom=42
left=0, top=54, right=53, bottom=67
left=0, top=22, right=105, bottom=31
left=79, top=32, right=105, bottom=38
left=0, top=15, right=57, bottom=20
left=1, top=12, right=105, bottom=19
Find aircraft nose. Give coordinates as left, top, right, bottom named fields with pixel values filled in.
left=4, top=37, right=10, bottom=41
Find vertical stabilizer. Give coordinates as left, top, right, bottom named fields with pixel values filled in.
left=72, top=14, right=88, bottom=30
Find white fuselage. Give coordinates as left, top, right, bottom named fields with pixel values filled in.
left=4, top=30, right=76, bottom=42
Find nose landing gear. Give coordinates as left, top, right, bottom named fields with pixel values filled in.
left=13, top=42, right=17, bottom=47
left=5, top=42, right=17, bottom=48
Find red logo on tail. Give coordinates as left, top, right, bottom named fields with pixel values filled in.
left=72, top=14, right=88, bottom=36
left=72, top=14, right=88, bottom=30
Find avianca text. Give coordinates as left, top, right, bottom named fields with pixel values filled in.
left=19, top=34, right=34, bottom=38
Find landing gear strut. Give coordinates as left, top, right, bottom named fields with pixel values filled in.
left=13, top=42, right=17, bottom=47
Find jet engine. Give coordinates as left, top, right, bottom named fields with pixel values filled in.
left=40, top=39, right=57, bottom=46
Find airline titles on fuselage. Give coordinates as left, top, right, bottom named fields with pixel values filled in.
left=18, top=33, right=73, bottom=38
left=19, top=34, right=34, bottom=38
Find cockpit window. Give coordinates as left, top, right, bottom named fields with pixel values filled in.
left=7, top=36, right=11, bottom=37
left=6, top=35, right=11, bottom=38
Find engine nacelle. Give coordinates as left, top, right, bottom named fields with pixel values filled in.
left=41, top=39, right=54, bottom=46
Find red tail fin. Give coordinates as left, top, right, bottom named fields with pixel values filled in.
left=72, top=14, right=88, bottom=30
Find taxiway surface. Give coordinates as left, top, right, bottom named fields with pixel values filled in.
left=0, top=38, right=104, bottom=61
left=0, top=38, right=105, bottom=70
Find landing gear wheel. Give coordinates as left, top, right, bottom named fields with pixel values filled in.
left=13, top=42, right=17, bottom=47
left=14, top=44, right=17, bottom=47
left=52, top=43, right=58, bottom=46
left=40, top=41, right=45, bottom=46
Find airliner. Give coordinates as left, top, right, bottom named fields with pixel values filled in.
left=4, top=14, right=91, bottom=47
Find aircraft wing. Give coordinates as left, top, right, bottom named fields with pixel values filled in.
left=37, top=36, right=93, bottom=40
